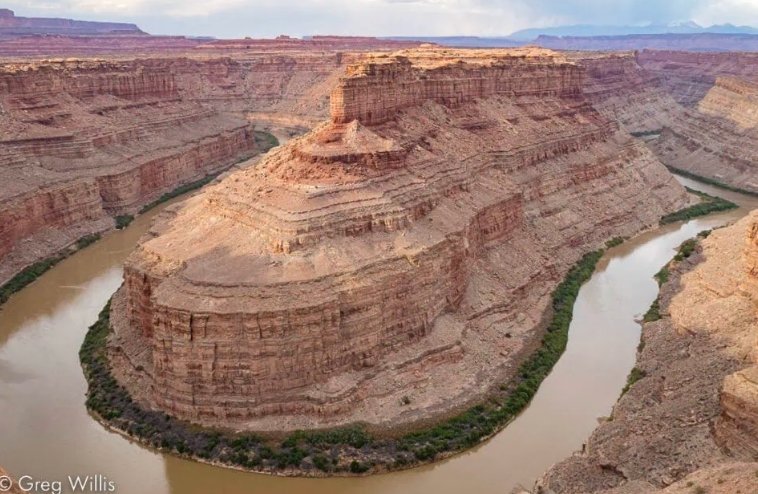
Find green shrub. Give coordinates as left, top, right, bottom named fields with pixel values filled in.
left=1, top=233, right=101, bottom=306
left=643, top=298, right=661, bottom=322
left=139, top=174, right=220, bottom=214
left=660, top=187, right=737, bottom=225
left=654, top=265, right=670, bottom=286
left=115, top=215, right=134, bottom=229
left=605, top=236, right=625, bottom=248
left=76, top=234, right=101, bottom=249
left=254, top=130, right=279, bottom=152
left=349, top=460, right=370, bottom=474
left=674, top=239, right=697, bottom=262
left=621, top=367, right=647, bottom=396
left=312, top=454, right=331, bottom=472
left=667, top=165, right=758, bottom=197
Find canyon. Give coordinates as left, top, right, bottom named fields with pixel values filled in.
left=0, top=39, right=425, bottom=288
left=1, top=9, right=758, bottom=488
left=571, top=50, right=758, bottom=193
left=536, top=211, right=758, bottom=494
left=107, top=48, right=688, bottom=433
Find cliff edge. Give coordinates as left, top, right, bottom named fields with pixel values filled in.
left=537, top=212, right=758, bottom=493
left=108, top=48, right=687, bottom=432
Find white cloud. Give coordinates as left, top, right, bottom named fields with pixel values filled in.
left=3, top=0, right=758, bottom=37
left=693, top=0, right=758, bottom=26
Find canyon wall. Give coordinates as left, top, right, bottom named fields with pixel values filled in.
left=537, top=212, right=758, bottom=494
left=108, top=48, right=687, bottom=432
left=0, top=38, right=437, bottom=289
left=637, top=50, right=758, bottom=106
left=0, top=58, right=259, bottom=285
left=573, top=51, right=758, bottom=193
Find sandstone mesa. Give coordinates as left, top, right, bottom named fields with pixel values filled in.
left=107, top=48, right=687, bottom=432
left=0, top=9, right=757, bottom=488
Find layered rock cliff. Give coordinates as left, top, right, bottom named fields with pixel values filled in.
left=637, top=50, right=758, bottom=107
left=573, top=51, right=758, bottom=193
left=537, top=212, right=758, bottom=493
left=0, top=58, right=258, bottom=285
left=0, top=38, right=434, bottom=290
left=108, top=48, right=687, bottom=432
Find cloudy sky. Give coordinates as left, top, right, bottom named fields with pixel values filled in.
left=5, top=0, right=758, bottom=38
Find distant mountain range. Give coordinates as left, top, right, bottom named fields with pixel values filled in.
left=508, top=22, right=758, bottom=40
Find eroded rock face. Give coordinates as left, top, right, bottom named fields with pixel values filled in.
left=537, top=212, right=758, bottom=493
left=637, top=50, right=758, bottom=107
left=0, top=37, right=429, bottom=285
left=0, top=59, right=258, bottom=284
left=573, top=51, right=758, bottom=193
left=109, top=48, right=687, bottom=432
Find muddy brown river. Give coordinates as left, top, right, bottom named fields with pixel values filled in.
left=1, top=176, right=756, bottom=494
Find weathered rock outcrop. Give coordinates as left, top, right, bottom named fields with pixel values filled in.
left=0, top=38, right=435, bottom=286
left=0, top=58, right=259, bottom=285
left=537, top=212, right=758, bottom=493
left=637, top=50, right=758, bottom=107
left=573, top=51, right=758, bottom=193
left=109, top=48, right=687, bottom=432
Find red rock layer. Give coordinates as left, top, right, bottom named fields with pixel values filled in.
left=109, top=48, right=687, bottom=432
left=331, top=53, right=581, bottom=125
left=572, top=51, right=758, bottom=193
left=637, top=50, right=758, bottom=106
left=536, top=211, right=758, bottom=494
left=0, top=58, right=258, bottom=285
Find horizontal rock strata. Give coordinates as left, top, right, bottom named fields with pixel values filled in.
left=0, top=40, right=433, bottom=286
left=573, top=50, right=758, bottom=193
left=0, top=59, right=259, bottom=285
left=109, top=48, right=687, bottom=432
left=536, top=212, right=758, bottom=493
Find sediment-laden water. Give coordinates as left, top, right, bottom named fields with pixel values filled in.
left=0, top=176, right=755, bottom=494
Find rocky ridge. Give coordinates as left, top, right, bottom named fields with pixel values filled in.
left=0, top=58, right=257, bottom=285
left=108, top=48, right=687, bottom=432
left=536, top=212, right=758, bottom=493
left=0, top=39, right=436, bottom=287
left=571, top=50, right=758, bottom=193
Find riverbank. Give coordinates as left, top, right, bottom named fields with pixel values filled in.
left=81, top=250, right=605, bottom=476
left=666, top=166, right=758, bottom=198
left=0, top=172, right=751, bottom=493
left=0, top=131, right=279, bottom=308
left=536, top=213, right=758, bottom=493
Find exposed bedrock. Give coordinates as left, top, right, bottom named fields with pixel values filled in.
left=637, top=50, right=758, bottom=107
left=109, top=48, right=687, bottom=432
left=537, top=212, right=758, bottom=493
left=0, top=50, right=355, bottom=285
left=574, top=51, right=758, bottom=193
